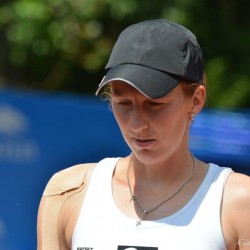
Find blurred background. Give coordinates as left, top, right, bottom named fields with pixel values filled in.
left=0, top=0, right=249, bottom=249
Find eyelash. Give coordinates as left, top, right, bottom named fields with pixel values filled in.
left=117, top=101, right=131, bottom=106
left=115, top=101, right=164, bottom=109
left=148, top=101, right=163, bottom=106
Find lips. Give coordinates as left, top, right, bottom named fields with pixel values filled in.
left=132, top=137, right=155, bottom=148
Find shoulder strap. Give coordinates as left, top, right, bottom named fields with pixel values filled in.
left=39, top=163, right=95, bottom=249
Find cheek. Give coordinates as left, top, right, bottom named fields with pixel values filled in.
left=112, top=108, right=129, bottom=131
left=157, top=105, right=189, bottom=134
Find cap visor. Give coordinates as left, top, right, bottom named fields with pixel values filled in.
left=96, top=64, right=181, bottom=99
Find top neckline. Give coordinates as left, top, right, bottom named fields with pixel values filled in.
left=105, top=158, right=219, bottom=226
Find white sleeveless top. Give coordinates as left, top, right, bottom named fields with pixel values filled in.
left=72, top=158, right=232, bottom=250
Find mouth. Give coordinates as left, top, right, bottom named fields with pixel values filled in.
left=132, top=137, right=155, bottom=148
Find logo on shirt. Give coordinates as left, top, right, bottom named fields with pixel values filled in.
left=118, top=246, right=158, bottom=250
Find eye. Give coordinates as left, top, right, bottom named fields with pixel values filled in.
left=112, top=99, right=132, bottom=108
left=117, top=100, right=132, bottom=106
left=147, top=101, right=165, bottom=107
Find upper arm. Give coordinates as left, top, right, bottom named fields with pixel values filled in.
left=36, top=163, right=96, bottom=250
left=37, top=194, right=63, bottom=250
left=223, top=172, right=250, bottom=249
left=232, top=174, right=250, bottom=242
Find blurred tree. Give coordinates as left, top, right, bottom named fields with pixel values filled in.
left=0, top=0, right=249, bottom=108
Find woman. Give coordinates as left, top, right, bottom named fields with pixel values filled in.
left=37, top=19, right=250, bottom=250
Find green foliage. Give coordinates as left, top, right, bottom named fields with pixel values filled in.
left=0, top=0, right=249, bottom=107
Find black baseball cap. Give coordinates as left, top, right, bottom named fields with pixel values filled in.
left=96, top=19, right=204, bottom=99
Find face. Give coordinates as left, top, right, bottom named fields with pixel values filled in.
left=110, top=80, right=204, bottom=165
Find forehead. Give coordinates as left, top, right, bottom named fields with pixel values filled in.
left=110, top=80, right=181, bottom=100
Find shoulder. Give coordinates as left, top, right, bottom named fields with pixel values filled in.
left=225, top=172, right=250, bottom=204
left=224, top=172, right=250, bottom=217
left=43, top=163, right=96, bottom=196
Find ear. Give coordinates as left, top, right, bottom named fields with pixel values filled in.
left=189, top=85, right=206, bottom=116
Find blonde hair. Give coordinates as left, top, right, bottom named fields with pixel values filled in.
left=100, top=84, right=111, bottom=101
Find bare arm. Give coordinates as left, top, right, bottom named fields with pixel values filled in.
left=37, top=196, right=62, bottom=250
left=37, top=163, right=96, bottom=250
left=223, top=172, right=250, bottom=250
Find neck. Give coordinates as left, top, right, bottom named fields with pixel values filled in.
left=130, top=150, right=195, bottom=185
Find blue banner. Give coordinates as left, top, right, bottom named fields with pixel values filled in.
left=0, top=89, right=249, bottom=249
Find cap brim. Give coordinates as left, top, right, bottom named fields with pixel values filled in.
left=95, top=64, right=181, bottom=99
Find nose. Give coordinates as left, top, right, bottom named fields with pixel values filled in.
left=130, top=106, right=149, bottom=132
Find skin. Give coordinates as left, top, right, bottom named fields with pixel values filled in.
left=37, top=80, right=250, bottom=250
